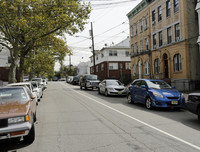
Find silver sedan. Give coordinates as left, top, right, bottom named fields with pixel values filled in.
left=98, top=79, right=127, bottom=96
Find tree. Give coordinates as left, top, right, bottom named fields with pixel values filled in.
left=0, top=0, right=91, bottom=83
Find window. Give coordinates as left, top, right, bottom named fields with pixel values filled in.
left=125, top=51, right=130, bottom=57
left=152, top=10, right=156, bottom=25
left=91, top=58, right=93, bottom=63
left=145, top=61, right=149, bottom=75
left=175, top=23, right=180, bottom=41
left=144, top=16, right=148, bottom=30
left=174, top=0, right=179, bottom=13
left=174, top=54, right=182, bottom=72
left=101, top=63, right=104, bottom=71
left=145, top=38, right=149, bottom=50
left=154, top=59, right=160, bottom=74
left=135, top=23, right=138, bottom=35
left=167, top=27, right=172, bottom=44
left=101, top=53, right=104, bottom=58
left=109, top=63, right=118, bottom=70
left=96, top=54, right=98, bottom=60
left=135, top=43, right=138, bottom=54
left=125, top=63, right=131, bottom=70
left=131, top=25, right=134, bottom=37
left=131, top=44, right=134, bottom=56
left=158, top=6, right=162, bottom=21
left=140, top=19, right=143, bottom=32
left=133, top=64, right=136, bottom=76
left=140, top=40, right=143, bottom=52
left=153, top=34, right=156, bottom=49
left=159, top=31, right=163, bottom=47
left=109, top=50, right=117, bottom=56
left=166, top=0, right=171, bottom=17
left=120, top=63, right=123, bottom=69
left=8, top=56, right=11, bottom=63
left=96, top=65, right=98, bottom=72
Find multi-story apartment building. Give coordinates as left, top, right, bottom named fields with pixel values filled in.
left=90, top=38, right=131, bottom=84
left=127, top=0, right=200, bottom=91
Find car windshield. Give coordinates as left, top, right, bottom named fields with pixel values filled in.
left=32, top=78, right=41, bottom=83
left=147, top=80, right=172, bottom=89
left=86, top=75, right=97, bottom=80
left=31, top=82, right=38, bottom=88
left=107, top=80, right=122, bottom=86
left=0, top=88, right=28, bottom=103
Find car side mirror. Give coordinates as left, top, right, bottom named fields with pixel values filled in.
left=172, top=86, right=175, bottom=89
left=31, top=95, right=36, bottom=100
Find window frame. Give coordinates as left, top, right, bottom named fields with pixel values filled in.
left=173, top=54, right=182, bottom=72
left=154, top=58, right=160, bottom=74
left=158, top=6, right=162, bottom=22
left=166, top=0, right=171, bottom=17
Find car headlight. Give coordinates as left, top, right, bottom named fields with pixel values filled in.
left=8, top=116, right=25, bottom=124
left=153, top=92, right=164, bottom=98
left=107, top=87, right=114, bottom=91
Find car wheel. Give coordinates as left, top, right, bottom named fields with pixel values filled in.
left=85, top=85, right=87, bottom=90
left=24, top=124, right=35, bottom=144
left=145, top=97, right=152, bottom=109
left=127, top=93, right=134, bottom=104
left=80, top=86, right=82, bottom=90
left=105, top=89, right=109, bottom=96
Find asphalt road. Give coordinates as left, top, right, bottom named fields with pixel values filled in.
left=2, top=82, right=200, bottom=152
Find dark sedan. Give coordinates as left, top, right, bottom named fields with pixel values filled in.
left=185, top=93, right=200, bottom=122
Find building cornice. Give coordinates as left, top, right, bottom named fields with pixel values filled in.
left=127, top=0, right=154, bottom=19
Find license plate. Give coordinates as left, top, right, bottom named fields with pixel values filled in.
left=118, top=91, right=122, bottom=95
left=171, top=101, right=178, bottom=105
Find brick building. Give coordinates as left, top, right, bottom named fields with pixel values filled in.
left=127, top=0, right=200, bottom=91
left=90, top=38, right=131, bottom=84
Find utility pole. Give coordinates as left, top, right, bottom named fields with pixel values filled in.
left=90, top=22, right=96, bottom=74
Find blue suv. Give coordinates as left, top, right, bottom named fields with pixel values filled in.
left=127, top=79, right=185, bottom=109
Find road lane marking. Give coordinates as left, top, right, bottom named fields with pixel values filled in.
left=62, top=83, right=200, bottom=151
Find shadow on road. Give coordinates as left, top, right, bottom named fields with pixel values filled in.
left=0, top=139, right=33, bottom=152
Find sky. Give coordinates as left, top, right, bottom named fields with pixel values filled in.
left=55, top=0, right=142, bottom=71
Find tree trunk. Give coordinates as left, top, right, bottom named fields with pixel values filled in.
left=8, top=62, right=17, bottom=83
left=17, top=56, right=25, bottom=82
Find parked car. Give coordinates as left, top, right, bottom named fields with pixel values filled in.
left=66, top=76, right=74, bottom=83
left=71, top=75, right=80, bottom=85
left=59, top=77, right=66, bottom=81
left=7, top=82, right=38, bottom=104
left=98, top=79, right=127, bottom=96
left=31, top=81, right=43, bottom=101
left=79, top=74, right=100, bottom=90
left=23, top=76, right=29, bottom=82
left=0, top=86, right=37, bottom=143
left=185, top=93, right=200, bottom=122
left=52, top=76, right=58, bottom=81
left=127, top=79, right=185, bottom=109
left=31, top=78, right=45, bottom=91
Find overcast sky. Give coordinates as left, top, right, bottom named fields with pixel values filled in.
left=55, top=0, right=142, bottom=71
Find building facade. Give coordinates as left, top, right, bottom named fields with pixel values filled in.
left=0, top=47, right=10, bottom=83
left=90, top=38, right=131, bottom=84
left=127, top=0, right=200, bottom=91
